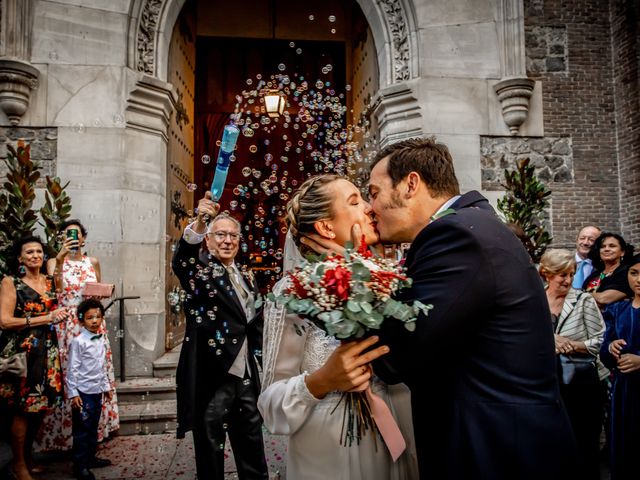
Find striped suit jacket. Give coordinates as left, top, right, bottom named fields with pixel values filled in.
left=555, top=288, right=609, bottom=380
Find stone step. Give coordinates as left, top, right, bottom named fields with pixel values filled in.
left=152, top=345, right=181, bottom=378
left=116, top=376, right=176, bottom=403
left=118, top=399, right=177, bottom=436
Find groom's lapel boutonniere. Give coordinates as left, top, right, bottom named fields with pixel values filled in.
left=430, top=208, right=455, bottom=223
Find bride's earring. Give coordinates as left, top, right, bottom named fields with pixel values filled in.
left=329, top=232, right=335, bottom=238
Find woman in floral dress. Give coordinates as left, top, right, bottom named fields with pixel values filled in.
left=38, top=219, right=119, bottom=451
left=0, top=236, right=67, bottom=480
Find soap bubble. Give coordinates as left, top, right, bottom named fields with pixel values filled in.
left=308, top=15, right=315, bottom=21
left=201, top=155, right=211, bottom=164
left=186, top=183, right=197, bottom=192
left=329, top=15, right=336, bottom=22
left=278, top=63, right=286, bottom=71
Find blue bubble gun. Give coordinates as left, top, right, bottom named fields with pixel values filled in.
left=210, top=123, right=240, bottom=201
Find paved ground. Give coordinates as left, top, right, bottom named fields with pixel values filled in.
left=0, top=431, right=287, bottom=480
left=0, top=431, right=612, bottom=480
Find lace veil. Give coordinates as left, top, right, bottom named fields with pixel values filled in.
left=262, top=230, right=306, bottom=390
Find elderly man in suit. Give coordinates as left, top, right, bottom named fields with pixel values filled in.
left=172, top=193, right=268, bottom=480
left=572, top=225, right=601, bottom=289
left=367, top=138, right=578, bottom=480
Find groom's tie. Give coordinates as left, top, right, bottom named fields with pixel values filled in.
left=573, top=260, right=588, bottom=289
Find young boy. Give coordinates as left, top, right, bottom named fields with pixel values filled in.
left=67, top=298, right=113, bottom=480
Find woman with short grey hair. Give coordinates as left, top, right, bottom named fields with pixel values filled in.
left=539, top=248, right=607, bottom=480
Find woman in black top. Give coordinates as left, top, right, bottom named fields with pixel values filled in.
left=583, top=233, right=634, bottom=307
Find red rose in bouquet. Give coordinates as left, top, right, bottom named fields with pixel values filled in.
left=322, top=263, right=351, bottom=301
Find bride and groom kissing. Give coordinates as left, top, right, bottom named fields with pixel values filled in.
left=259, top=137, right=578, bottom=480
left=175, top=137, right=579, bottom=480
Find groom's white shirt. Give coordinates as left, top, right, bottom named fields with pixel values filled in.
left=432, top=195, right=461, bottom=220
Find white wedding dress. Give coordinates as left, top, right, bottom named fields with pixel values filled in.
left=258, top=277, right=419, bottom=480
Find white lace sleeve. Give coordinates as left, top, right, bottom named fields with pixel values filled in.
left=258, top=278, right=322, bottom=435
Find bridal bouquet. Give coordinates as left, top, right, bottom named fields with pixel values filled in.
left=270, top=241, right=431, bottom=449
left=272, top=242, right=431, bottom=339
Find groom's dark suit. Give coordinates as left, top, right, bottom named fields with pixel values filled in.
left=377, top=191, right=578, bottom=480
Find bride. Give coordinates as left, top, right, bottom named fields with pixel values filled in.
left=258, top=174, right=418, bottom=479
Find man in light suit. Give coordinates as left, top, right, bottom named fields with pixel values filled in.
left=368, top=138, right=578, bottom=480
left=172, top=193, right=268, bottom=480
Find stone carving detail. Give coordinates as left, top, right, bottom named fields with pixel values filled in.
left=136, top=0, right=164, bottom=75
left=494, top=77, right=535, bottom=135
left=125, top=75, right=176, bottom=141
left=481, top=135, right=573, bottom=190
left=135, top=0, right=412, bottom=85
left=373, top=83, right=422, bottom=147
left=379, top=0, right=410, bottom=82
left=0, top=59, right=40, bottom=125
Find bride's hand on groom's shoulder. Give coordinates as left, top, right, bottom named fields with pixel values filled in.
left=304, top=336, right=389, bottom=399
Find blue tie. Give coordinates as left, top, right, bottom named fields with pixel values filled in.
left=573, top=260, right=587, bottom=289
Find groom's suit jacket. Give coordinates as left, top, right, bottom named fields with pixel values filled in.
left=376, top=191, right=578, bottom=480
left=172, top=238, right=263, bottom=438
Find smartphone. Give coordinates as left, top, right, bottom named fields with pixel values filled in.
left=66, top=229, right=79, bottom=251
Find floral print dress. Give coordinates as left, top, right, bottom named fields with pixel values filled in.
left=0, top=276, right=63, bottom=413
left=37, top=256, right=119, bottom=451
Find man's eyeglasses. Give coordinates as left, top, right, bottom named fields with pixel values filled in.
left=209, top=231, right=241, bottom=241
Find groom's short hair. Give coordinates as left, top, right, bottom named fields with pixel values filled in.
left=371, top=137, right=460, bottom=197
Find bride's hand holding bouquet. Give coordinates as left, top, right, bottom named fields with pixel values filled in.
left=304, top=336, right=388, bottom=399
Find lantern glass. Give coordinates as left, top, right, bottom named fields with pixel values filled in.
left=264, top=92, right=281, bottom=118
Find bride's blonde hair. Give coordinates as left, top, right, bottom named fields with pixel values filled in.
left=285, top=174, right=340, bottom=254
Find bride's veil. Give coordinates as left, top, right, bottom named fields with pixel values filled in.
left=283, top=229, right=306, bottom=273
left=262, top=230, right=307, bottom=390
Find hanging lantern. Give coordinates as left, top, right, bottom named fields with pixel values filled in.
left=263, top=89, right=286, bottom=117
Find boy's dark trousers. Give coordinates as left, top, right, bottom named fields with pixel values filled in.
left=72, top=391, right=103, bottom=472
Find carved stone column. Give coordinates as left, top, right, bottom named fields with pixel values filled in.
left=125, top=74, right=177, bottom=142
left=0, top=0, right=39, bottom=125
left=373, top=82, right=422, bottom=147
left=495, top=0, right=534, bottom=135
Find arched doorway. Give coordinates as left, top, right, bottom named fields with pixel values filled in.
left=161, top=0, right=383, bottom=348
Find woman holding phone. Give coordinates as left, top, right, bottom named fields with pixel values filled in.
left=37, top=219, right=120, bottom=451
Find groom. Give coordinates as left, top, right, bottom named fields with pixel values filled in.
left=367, top=138, right=578, bottom=479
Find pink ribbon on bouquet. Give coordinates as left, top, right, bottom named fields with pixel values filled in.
left=365, top=386, right=406, bottom=462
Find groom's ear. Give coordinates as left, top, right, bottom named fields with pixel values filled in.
left=404, top=171, right=421, bottom=199
left=313, top=220, right=335, bottom=239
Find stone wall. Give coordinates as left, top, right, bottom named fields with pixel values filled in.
left=610, top=0, right=640, bottom=245
left=526, top=26, right=568, bottom=74
left=481, top=136, right=573, bottom=190
left=524, top=0, right=621, bottom=247
left=0, top=127, right=57, bottom=187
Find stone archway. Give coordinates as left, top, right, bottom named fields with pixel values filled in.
left=128, top=0, right=419, bottom=86
left=126, top=0, right=425, bottom=144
